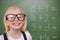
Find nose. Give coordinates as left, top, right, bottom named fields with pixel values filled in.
left=14, top=17, right=18, bottom=21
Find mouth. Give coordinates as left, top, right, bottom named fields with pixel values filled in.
left=12, top=23, right=21, bottom=26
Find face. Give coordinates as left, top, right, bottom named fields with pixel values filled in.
left=6, top=7, right=26, bottom=30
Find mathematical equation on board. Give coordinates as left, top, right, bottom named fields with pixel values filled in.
left=28, top=12, right=58, bottom=40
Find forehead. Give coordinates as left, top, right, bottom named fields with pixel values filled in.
left=6, top=7, right=24, bottom=15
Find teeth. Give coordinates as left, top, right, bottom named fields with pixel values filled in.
left=12, top=23, right=20, bottom=26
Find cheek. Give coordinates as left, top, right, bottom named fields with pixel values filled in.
left=22, top=21, right=25, bottom=25
left=20, top=21, right=25, bottom=27
left=6, top=21, right=12, bottom=26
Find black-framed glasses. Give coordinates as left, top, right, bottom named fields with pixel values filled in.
left=6, top=14, right=26, bottom=22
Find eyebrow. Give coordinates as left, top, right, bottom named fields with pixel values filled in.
left=6, top=13, right=25, bottom=15
left=6, top=14, right=26, bottom=17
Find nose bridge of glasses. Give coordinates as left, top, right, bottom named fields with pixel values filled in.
left=14, top=14, right=18, bottom=20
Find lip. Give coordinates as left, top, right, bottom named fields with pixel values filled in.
left=12, top=23, right=21, bottom=26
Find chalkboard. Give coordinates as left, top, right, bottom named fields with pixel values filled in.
left=0, top=0, right=60, bottom=40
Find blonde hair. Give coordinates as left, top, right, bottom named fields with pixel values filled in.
left=4, top=6, right=27, bottom=32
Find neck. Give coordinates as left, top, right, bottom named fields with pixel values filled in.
left=7, top=29, right=22, bottom=39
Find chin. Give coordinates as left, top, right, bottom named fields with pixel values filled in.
left=11, top=25, right=23, bottom=30
left=12, top=27, right=21, bottom=30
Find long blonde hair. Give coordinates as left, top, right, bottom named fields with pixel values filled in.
left=4, top=6, right=27, bottom=32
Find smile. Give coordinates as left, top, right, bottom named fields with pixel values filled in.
left=12, top=23, right=21, bottom=26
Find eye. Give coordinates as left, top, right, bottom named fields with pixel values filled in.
left=6, top=15, right=15, bottom=21
left=17, top=15, right=24, bottom=18
left=17, top=14, right=25, bottom=21
left=7, top=15, right=14, bottom=18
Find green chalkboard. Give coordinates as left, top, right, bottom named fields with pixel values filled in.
left=0, top=0, right=60, bottom=40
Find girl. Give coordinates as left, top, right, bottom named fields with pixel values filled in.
left=0, top=6, right=32, bottom=40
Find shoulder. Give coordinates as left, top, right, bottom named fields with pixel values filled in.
left=25, top=31, right=32, bottom=40
left=0, top=34, right=4, bottom=40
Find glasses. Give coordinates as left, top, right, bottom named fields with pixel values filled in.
left=6, top=14, right=26, bottom=22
